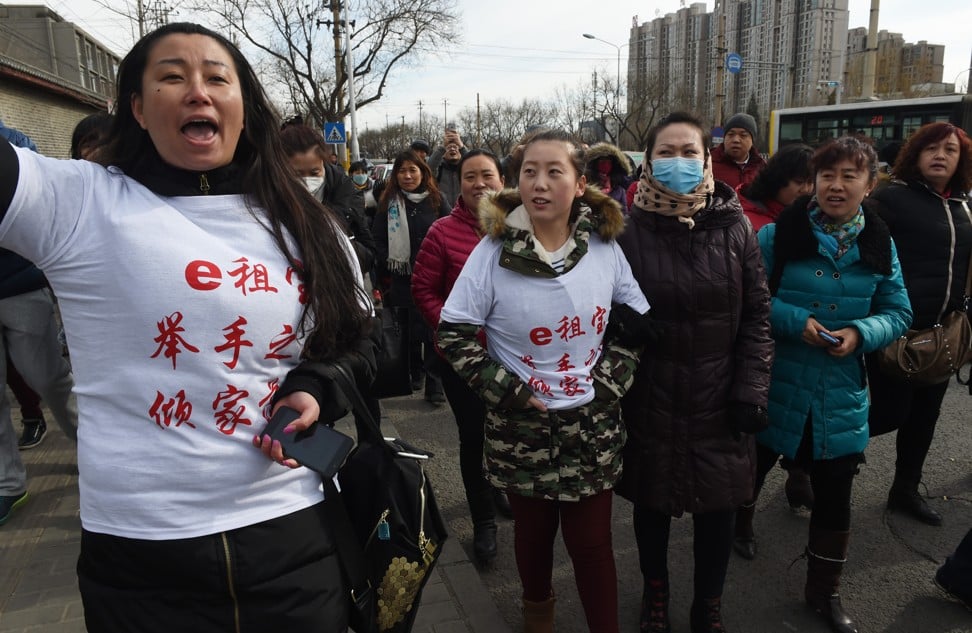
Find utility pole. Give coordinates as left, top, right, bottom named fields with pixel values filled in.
left=330, top=0, right=343, bottom=118
left=713, top=13, right=727, bottom=127
left=342, top=0, right=359, bottom=161
left=861, top=0, right=880, bottom=99
left=136, top=0, right=145, bottom=38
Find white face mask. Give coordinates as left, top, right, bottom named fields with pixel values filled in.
left=303, top=176, right=325, bottom=193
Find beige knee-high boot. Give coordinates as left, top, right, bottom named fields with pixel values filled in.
left=522, top=591, right=555, bottom=633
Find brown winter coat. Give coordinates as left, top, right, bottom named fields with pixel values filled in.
left=615, top=180, right=774, bottom=516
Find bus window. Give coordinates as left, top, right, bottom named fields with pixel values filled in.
left=902, top=116, right=923, bottom=138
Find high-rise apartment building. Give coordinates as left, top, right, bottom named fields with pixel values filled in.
left=845, top=28, right=946, bottom=98
left=628, top=0, right=850, bottom=140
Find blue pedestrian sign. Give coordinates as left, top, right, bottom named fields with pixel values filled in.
left=726, top=52, right=743, bottom=74
left=323, top=122, right=346, bottom=144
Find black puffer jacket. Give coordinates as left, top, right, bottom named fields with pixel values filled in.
left=870, top=181, right=972, bottom=329
left=615, top=180, right=774, bottom=516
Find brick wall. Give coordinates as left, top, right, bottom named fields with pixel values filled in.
left=0, top=79, right=103, bottom=158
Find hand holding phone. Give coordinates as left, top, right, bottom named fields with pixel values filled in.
left=264, top=407, right=354, bottom=479
left=817, top=330, right=843, bottom=346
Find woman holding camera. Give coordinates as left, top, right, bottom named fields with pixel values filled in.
left=753, top=136, right=911, bottom=633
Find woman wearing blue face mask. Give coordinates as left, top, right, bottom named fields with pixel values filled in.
left=349, top=160, right=379, bottom=224
left=615, top=112, right=775, bottom=633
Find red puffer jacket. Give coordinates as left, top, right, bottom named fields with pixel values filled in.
left=412, top=196, right=484, bottom=333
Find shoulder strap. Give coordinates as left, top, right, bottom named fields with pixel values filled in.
left=322, top=363, right=386, bottom=618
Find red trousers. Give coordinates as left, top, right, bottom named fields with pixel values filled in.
left=508, top=489, right=618, bottom=633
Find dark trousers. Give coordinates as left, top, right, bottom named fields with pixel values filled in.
left=633, top=505, right=734, bottom=600
left=78, top=503, right=347, bottom=633
left=867, top=364, right=950, bottom=487
left=438, top=360, right=489, bottom=497
left=943, top=528, right=972, bottom=584
left=508, top=490, right=618, bottom=633
left=755, top=419, right=861, bottom=532
left=6, top=353, right=43, bottom=419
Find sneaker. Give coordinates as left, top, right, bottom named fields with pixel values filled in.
left=0, top=491, right=29, bottom=526
left=18, top=418, right=48, bottom=450
left=935, top=563, right=972, bottom=611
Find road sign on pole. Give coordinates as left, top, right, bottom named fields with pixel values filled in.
left=726, top=52, right=743, bottom=74
left=323, top=122, right=346, bottom=144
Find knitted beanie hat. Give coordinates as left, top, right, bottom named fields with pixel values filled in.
left=724, top=113, right=757, bottom=139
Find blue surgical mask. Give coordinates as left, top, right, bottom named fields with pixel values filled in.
left=651, top=157, right=705, bottom=194
left=352, top=174, right=369, bottom=186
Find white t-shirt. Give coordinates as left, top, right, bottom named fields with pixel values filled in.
left=0, top=147, right=357, bottom=540
left=440, top=230, right=649, bottom=410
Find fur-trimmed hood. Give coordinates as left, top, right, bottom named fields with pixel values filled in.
left=584, top=142, right=633, bottom=178
left=478, top=185, right=626, bottom=241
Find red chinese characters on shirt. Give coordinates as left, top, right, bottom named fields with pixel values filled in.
left=212, top=385, right=253, bottom=436
left=555, top=315, right=586, bottom=342
left=259, top=378, right=280, bottom=421
left=149, top=389, right=195, bottom=429
left=147, top=257, right=305, bottom=431
left=150, top=312, right=200, bottom=370
left=591, top=306, right=607, bottom=335
left=227, top=257, right=279, bottom=296
left=520, top=306, right=607, bottom=400
left=214, top=316, right=253, bottom=369
left=266, top=325, right=298, bottom=360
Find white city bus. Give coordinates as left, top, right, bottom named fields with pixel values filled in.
left=768, top=94, right=972, bottom=155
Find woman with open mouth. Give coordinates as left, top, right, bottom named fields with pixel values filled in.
left=0, top=22, right=375, bottom=632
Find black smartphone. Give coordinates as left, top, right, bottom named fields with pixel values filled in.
left=264, top=407, right=354, bottom=479
left=817, top=330, right=843, bottom=346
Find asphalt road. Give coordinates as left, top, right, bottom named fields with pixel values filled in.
left=384, top=378, right=972, bottom=633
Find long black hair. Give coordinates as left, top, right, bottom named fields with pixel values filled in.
left=101, top=22, right=368, bottom=360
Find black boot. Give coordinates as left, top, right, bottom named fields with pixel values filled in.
left=732, top=502, right=757, bottom=560
left=467, top=488, right=497, bottom=564
left=805, top=527, right=858, bottom=633
left=492, top=487, right=513, bottom=519
left=887, top=479, right=942, bottom=526
left=424, top=374, right=445, bottom=404
left=690, top=596, right=726, bottom=633
left=639, top=578, right=670, bottom=633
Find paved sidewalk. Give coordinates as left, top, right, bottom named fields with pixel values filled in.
left=0, top=405, right=511, bottom=633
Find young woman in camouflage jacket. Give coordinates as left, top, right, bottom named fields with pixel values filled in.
left=437, top=129, right=652, bottom=633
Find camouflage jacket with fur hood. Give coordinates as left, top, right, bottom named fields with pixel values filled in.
left=436, top=187, right=646, bottom=501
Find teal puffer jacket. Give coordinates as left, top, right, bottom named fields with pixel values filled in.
left=756, top=198, right=912, bottom=460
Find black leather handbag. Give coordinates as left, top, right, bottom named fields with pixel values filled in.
left=371, top=305, right=412, bottom=399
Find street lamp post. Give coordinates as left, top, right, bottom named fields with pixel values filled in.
left=582, top=33, right=621, bottom=102
left=582, top=33, right=621, bottom=143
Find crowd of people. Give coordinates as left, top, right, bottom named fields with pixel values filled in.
left=1, top=20, right=970, bottom=633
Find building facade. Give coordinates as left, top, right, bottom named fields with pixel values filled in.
left=844, top=28, right=947, bottom=98
left=0, top=4, right=119, bottom=157
left=628, top=0, right=851, bottom=146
